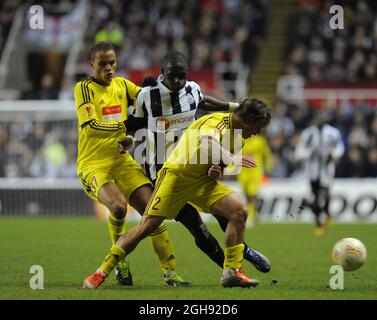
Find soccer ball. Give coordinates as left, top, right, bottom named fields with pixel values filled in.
left=332, top=238, right=367, bottom=271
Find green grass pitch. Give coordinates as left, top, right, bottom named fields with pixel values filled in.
left=0, top=217, right=376, bottom=300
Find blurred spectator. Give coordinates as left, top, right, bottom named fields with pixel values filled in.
left=21, top=80, right=40, bottom=100
left=366, top=148, right=377, bottom=177
left=40, top=73, right=59, bottom=99
left=30, top=149, right=46, bottom=177
left=43, top=131, right=67, bottom=178
left=336, top=146, right=368, bottom=177
left=58, top=79, right=74, bottom=100
left=347, top=111, right=369, bottom=149
left=267, top=101, right=295, bottom=138
left=5, top=137, right=33, bottom=177
left=95, top=21, right=124, bottom=50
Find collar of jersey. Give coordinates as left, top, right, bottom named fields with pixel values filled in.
left=90, top=76, right=113, bottom=89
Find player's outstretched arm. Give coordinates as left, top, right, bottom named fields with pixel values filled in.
left=124, top=114, right=147, bottom=134
left=199, top=95, right=240, bottom=112
left=200, top=135, right=256, bottom=168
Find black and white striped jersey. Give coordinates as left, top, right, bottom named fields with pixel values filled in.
left=295, top=124, right=344, bottom=187
left=133, top=75, right=204, bottom=181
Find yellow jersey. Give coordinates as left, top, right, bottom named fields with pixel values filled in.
left=74, top=76, right=140, bottom=173
left=164, top=112, right=243, bottom=176
left=239, top=135, right=272, bottom=176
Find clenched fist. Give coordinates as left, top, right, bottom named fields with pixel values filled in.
left=118, top=135, right=135, bottom=154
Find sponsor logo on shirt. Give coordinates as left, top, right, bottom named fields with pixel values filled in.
left=156, top=114, right=195, bottom=132
left=102, top=105, right=122, bottom=121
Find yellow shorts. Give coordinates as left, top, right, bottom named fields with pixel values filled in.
left=78, top=152, right=152, bottom=202
left=145, top=168, right=234, bottom=219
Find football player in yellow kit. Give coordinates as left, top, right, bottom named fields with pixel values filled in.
left=237, top=134, right=272, bottom=227
left=74, top=41, right=190, bottom=287
left=83, top=97, right=271, bottom=289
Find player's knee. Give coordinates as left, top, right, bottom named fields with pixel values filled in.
left=112, top=207, right=127, bottom=219
left=230, top=206, right=248, bottom=225
left=109, top=199, right=128, bottom=219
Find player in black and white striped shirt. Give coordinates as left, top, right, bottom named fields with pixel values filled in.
left=134, top=73, right=203, bottom=181
left=123, top=52, right=270, bottom=274
left=295, top=110, right=344, bottom=236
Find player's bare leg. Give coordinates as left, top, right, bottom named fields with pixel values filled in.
left=212, top=193, right=247, bottom=246
left=98, top=182, right=128, bottom=228
left=83, top=214, right=164, bottom=289
left=211, top=192, right=260, bottom=288
left=98, top=182, right=133, bottom=285
left=128, top=184, right=152, bottom=214
left=129, top=185, right=191, bottom=286
left=117, top=214, right=165, bottom=254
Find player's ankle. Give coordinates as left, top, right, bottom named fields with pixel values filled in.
left=222, top=268, right=236, bottom=276
left=164, top=270, right=176, bottom=277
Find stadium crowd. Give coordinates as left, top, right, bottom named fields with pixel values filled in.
left=285, top=0, right=377, bottom=82
left=0, top=0, right=376, bottom=179
left=273, top=0, right=377, bottom=179
left=79, top=0, right=269, bottom=71
left=0, top=119, right=77, bottom=178
left=1, top=105, right=376, bottom=179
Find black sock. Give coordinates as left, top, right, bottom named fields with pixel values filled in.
left=176, top=204, right=224, bottom=268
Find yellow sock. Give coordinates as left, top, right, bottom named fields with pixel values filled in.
left=224, top=243, right=244, bottom=270
left=99, top=245, right=126, bottom=275
left=149, top=224, right=176, bottom=275
left=107, top=214, right=126, bottom=245
left=247, top=202, right=256, bottom=223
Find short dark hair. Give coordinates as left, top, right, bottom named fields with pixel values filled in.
left=89, top=41, right=115, bottom=61
left=234, top=97, right=271, bottom=124
left=162, top=52, right=188, bottom=69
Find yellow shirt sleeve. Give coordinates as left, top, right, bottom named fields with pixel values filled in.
left=123, top=78, right=141, bottom=100
left=74, top=82, right=97, bottom=126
